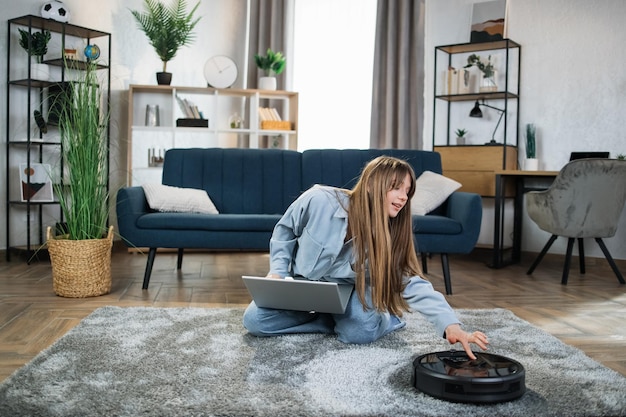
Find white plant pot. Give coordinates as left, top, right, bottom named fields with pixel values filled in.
left=524, top=158, right=539, bottom=171
left=259, top=76, right=277, bottom=91
left=30, top=63, right=49, bottom=81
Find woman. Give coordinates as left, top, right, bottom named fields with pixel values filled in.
left=243, top=156, right=488, bottom=359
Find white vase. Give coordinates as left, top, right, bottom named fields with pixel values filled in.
left=30, top=63, right=49, bottom=81
left=524, top=158, right=539, bottom=171
left=259, top=76, right=277, bottom=91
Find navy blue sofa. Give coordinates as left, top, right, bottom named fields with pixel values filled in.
left=116, top=148, right=482, bottom=294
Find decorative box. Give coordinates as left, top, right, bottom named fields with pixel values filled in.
left=261, top=120, right=291, bottom=130
left=176, top=118, right=208, bottom=128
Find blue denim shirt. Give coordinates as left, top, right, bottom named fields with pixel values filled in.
left=269, top=185, right=460, bottom=336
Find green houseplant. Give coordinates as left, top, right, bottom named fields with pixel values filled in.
left=18, top=28, right=51, bottom=63
left=46, top=61, right=113, bottom=297
left=454, top=128, right=467, bottom=145
left=130, top=0, right=201, bottom=85
left=18, top=28, right=51, bottom=80
left=254, top=48, right=286, bottom=90
left=465, top=53, right=496, bottom=92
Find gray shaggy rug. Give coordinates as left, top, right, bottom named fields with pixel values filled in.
left=0, top=307, right=624, bottom=416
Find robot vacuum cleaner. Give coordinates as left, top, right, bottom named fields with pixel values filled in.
left=412, top=350, right=526, bottom=403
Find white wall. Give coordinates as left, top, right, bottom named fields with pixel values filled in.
left=1, top=0, right=625, bottom=261
left=425, top=0, right=626, bottom=260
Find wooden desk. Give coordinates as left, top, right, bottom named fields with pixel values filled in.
left=491, top=170, right=559, bottom=268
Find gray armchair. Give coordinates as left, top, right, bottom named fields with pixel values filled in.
left=525, top=158, right=626, bottom=284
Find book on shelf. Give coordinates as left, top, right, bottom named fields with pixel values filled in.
left=258, top=107, right=282, bottom=122
left=175, top=94, right=203, bottom=119
left=258, top=107, right=290, bottom=130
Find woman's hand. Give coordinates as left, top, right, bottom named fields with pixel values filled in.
left=444, top=323, right=489, bottom=360
left=266, top=273, right=282, bottom=279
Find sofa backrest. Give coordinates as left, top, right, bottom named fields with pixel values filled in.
left=301, top=149, right=442, bottom=190
left=161, top=148, right=443, bottom=215
left=162, top=148, right=302, bottom=214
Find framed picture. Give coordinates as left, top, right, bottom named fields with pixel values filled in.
left=470, top=0, right=507, bottom=43
left=20, top=163, right=54, bottom=202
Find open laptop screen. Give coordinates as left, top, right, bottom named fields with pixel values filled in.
left=242, top=275, right=354, bottom=314
left=569, top=151, right=610, bottom=161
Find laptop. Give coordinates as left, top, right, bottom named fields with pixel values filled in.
left=242, top=275, right=354, bottom=314
left=569, top=151, right=610, bottom=161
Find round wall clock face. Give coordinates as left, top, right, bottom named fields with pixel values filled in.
left=204, top=55, right=238, bottom=88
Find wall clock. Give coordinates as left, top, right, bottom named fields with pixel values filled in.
left=204, top=55, right=238, bottom=88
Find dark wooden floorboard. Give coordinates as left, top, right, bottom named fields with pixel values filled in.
left=1, top=246, right=624, bottom=381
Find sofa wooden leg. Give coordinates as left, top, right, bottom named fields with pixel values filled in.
left=142, top=248, right=157, bottom=289
left=177, top=248, right=184, bottom=270
left=420, top=253, right=428, bottom=274
left=440, top=253, right=452, bottom=295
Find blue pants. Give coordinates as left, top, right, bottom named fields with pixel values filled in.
left=242, top=286, right=406, bottom=344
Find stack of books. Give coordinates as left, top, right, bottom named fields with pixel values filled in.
left=258, top=107, right=290, bottom=130
left=175, top=94, right=208, bottom=127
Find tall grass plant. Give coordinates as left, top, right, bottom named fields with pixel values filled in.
left=53, top=61, right=109, bottom=240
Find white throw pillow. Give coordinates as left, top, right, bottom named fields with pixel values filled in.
left=142, top=183, right=219, bottom=214
left=410, top=171, right=461, bottom=215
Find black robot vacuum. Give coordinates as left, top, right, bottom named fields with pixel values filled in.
left=412, top=350, right=526, bottom=403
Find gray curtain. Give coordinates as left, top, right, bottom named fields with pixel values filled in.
left=370, top=0, right=425, bottom=149
left=246, top=0, right=290, bottom=91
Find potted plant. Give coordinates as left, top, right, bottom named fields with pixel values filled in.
left=130, top=0, right=201, bottom=85
left=254, top=48, right=286, bottom=90
left=465, top=53, right=496, bottom=92
left=46, top=61, right=113, bottom=297
left=18, top=28, right=51, bottom=80
left=454, top=128, right=468, bottom=145
left=524, top=123, right=539, bottom=170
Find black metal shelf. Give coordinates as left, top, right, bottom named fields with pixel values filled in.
left=6, top=15, right=111, bottom=262
left=432, top=38, right=522, bottom=155
left=9, top=15, right=109, bottom=39
left=435, top=91, right=519, bottom=102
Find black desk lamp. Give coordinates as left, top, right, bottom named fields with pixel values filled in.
left=469, top=100, right=505, bottom=145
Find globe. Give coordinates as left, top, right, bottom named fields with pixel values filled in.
left=84, top=44, right=100, bottom=61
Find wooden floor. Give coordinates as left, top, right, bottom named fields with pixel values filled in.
left=1, top=245, right=625, bottom=383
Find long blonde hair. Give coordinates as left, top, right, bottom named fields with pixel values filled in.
left=348, top=156, right=423, bottom=316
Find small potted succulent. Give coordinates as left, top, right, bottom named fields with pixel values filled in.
left=454, top=128, right=468, bottom=145
left=18, top=28, right=51, bottom=80
left=254, top=48, right=286, bottom=90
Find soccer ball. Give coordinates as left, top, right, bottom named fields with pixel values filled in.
left=41, top=1, right=71, bottom=23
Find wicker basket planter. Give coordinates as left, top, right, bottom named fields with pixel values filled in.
left=47, top=225, right=114, bottom=298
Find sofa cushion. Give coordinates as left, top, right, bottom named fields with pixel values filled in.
left=136, top=212, right=282, bottom=232
left=411, top=171, right=461, bottom=215
left=142, top=183, right=219, bottom=214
